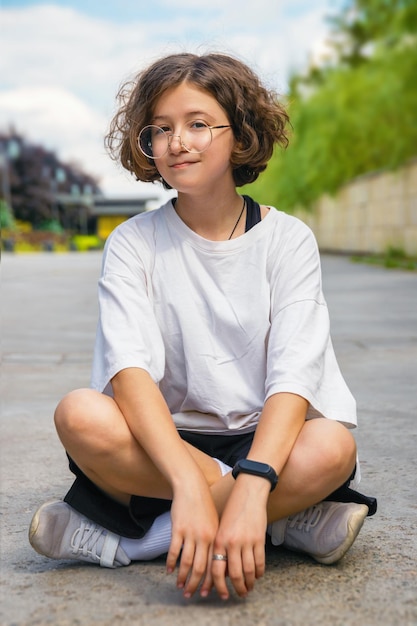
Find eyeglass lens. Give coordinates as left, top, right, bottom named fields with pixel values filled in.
left=138, top=122, right=213, bottom=159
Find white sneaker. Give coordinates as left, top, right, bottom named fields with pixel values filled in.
left=29, top=500, right=131, bottom=568
left=270, top=501, right=368, bottom=565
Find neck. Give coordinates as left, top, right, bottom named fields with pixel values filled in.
left=173, top=191, right=246, bottom=241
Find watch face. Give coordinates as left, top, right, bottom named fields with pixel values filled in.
left=240, top=460, right=270, bottom=475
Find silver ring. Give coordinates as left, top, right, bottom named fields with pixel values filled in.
left=212, top=554, right=228, bottom=561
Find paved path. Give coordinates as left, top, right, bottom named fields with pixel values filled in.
left=1, top=252, right=416, bottom=626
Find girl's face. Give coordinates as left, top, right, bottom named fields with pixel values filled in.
left=150, top=81, right=236, bottom=195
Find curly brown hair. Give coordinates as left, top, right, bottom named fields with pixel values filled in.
left=105, top=52, right=290, bottom=188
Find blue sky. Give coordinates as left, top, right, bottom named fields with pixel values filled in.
left=1, top=0, right=344, bottom=197
left=1, top=0, right=186, bottom=21
left=2, top=0, right=339, bottom=24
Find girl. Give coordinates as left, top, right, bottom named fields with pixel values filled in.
left=29, top=52, right=375, bottom=601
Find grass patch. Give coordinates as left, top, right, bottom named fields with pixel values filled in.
left=351, top=247, right=417, bottom=271
left=70, top=234, right=104, bottom=251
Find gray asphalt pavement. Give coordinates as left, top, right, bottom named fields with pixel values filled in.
left=1, top=251, right=416, bottom=626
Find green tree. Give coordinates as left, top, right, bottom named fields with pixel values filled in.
left=0, top=199, right=15, bottom=229
left=328, top=0, right=417, bottom=66
left=0, top=131, right=100, bottom=230
left=246, top=0, right=417, bottom=211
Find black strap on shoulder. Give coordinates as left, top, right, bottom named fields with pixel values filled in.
left=244, top=195, right=261, bottom=232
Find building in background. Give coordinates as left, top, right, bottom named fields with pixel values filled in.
left=89, top=196, right=158, bottom=239
left=0, top=131, right=159, bottom=250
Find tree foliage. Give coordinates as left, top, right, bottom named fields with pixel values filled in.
left=246, top=0, right=417, bottom=211
left=0, top=131, right=100, bottom=229
left=328, top=0, right=417, bottom=65
left=0, top=198, right=15, bottom=229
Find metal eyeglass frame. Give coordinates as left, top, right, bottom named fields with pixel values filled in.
left=138, top=123, right=232, bottom=159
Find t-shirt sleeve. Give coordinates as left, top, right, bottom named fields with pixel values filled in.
left=265, top=217, right=356, bottom=425
left=90, top=221, right=165, bottom=394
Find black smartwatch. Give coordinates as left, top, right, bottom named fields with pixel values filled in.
left=232, top=459, right=278, bottom=492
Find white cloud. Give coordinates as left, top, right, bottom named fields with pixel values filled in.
left=0, top=86, right=106, bottom=171
left=0, top=2, right=341, bottom=198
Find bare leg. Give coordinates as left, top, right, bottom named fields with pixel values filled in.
left=211, top=418, right=357, bottom=522
left=55, top=389, right=356, bottom=521
left=28, top=389, right=360, bottom=573
left=54, top=389, right=222, bottom=505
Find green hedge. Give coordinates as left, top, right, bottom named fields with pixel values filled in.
left=245, top=44, right=417, bottom=212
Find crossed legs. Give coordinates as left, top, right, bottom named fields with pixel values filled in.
left=54, top=388, right=357, bottom=523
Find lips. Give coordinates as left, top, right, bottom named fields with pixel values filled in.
left=169, top=159, right=198, bottom=168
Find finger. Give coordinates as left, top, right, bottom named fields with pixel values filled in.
left=211, top=558, right=229, bottom=600
left=241, top=547, right=256, bottom=592
left=183, top=544, right=210, bottom=598
left=200, top=560, right=214, bottom=598
left=254, top=542, right=266, bottom=580
left=226, top=549, right=249, bottom=598
left=176, top=541, right=195, bottom=591
left=166, top=532, right=183, bottom=575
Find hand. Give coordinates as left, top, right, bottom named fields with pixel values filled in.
left=202, top=475, right=269, bottom=600
left=166, top=478, right=219, bottom=598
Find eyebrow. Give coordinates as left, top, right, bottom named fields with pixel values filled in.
left=152, top=111, right=215, bottom=123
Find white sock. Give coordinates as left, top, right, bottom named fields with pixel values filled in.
left=267, top=517, right=288, bottom=546
left=213, top=457, right=232, bottom=476
left=119, top=511, right=172, bottom=561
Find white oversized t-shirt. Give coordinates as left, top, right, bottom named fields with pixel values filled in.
left=91, top=200, right=357, bottom=433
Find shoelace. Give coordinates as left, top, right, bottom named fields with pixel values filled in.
left=71, top=520, right=106, bottom=561
left=287, top=504, right=322, bottom=532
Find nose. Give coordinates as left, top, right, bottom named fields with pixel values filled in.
left=168, top=134, right=184, bottom=154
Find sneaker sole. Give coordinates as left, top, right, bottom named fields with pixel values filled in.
left=29, top=501, right=130, bottom=568
left=28, top=500, right=65, bottom=557
left=313, top=504, right=368, bottom=565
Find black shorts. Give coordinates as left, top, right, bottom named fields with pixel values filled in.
left=178, top=430, right=255, bottom=466
left=64, top=430, right=255, bottom=539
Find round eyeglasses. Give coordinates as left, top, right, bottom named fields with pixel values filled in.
left=138, top=121, right=231, bottom=159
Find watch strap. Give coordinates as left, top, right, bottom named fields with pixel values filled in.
left=232, top=459, right=278, bottom=492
